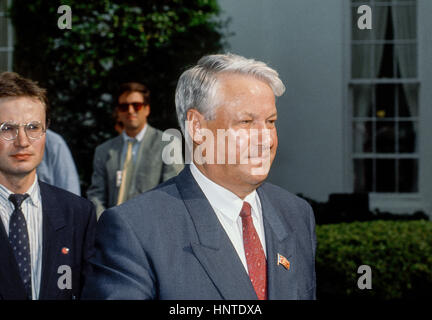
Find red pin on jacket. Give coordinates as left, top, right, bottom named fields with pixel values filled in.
left=277, top=253, right=290, bottom=270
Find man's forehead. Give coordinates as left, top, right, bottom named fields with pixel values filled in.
left=0, top=96, right=46, bottom=119
left=119, top=91, right=145, bottom=101
left=0, top=96, right=44, bottom=106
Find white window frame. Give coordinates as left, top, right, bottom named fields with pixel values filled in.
left=0, top=0, right=13, bottom=71
left=345, top=0, right=424, bottom=213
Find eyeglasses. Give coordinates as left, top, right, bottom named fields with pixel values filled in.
left=0, top=121, right=46, bottom=141
left=117, top=102, right=146, bottom=112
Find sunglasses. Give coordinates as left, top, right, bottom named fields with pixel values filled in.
left=117, top=102, right=146, bottom=112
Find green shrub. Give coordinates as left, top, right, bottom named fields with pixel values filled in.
left=316, top=220, right=432, bottom=299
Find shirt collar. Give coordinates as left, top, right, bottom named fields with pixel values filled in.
left=189, top=163, right=260, bottom=223
left=0, top=174, right=41, bottom=209
left=122, top=123, right=147, bottom=143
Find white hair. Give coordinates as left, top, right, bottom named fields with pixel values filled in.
left=175, top=53, right=285, bottom=134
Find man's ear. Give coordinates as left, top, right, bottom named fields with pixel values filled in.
left=186, top=109, right=206, bottom=145
left=144, top=105, right=150, bottom=117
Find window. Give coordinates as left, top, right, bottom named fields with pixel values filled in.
left=0, top=0, right=12, bottom=72
left=350, top=0, right=418, bottom=193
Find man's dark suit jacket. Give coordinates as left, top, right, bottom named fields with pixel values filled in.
left=0, top=182, right=96, bottom=300
left=83, top=166, right=316, bottom=300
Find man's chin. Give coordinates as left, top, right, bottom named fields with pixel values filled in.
left=243, top=159, right=271, bottom=176
left=242, top=167, right=270, bottom=185
left=125, top=123, right=138, bottom=129
left=9, top=161, right=38, bottom=175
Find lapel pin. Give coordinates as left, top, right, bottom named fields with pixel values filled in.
left=61, top=247, right=70, bottom=255
left=277, top=253, right=290, bottom=270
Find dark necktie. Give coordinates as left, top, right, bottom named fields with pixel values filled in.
left=8, top=193, right=32, bottom=299
left=240, top=201, right=267, bottom=300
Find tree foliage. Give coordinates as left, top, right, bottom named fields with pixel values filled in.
left=9, top=0, right=226, bottom=192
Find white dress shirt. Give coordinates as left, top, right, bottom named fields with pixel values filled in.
left=0, top=176, right=43, bottom=300
left=190, top=163, right=267, bottom=273
left=120, top=124, right=148, bottom=166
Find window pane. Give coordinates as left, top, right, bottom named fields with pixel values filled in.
left=0, top=51, right=8, bottom=72
left=376, top=121, right=395, bottom=153
left=398, top=159, right=418, bottom=192
left=377, top=44, right=395, bottom=78
left=352, top=7, right=371, bottom=41
left=353, top=85, right=373, bottom=117
left=399, top=121, right=417, bottom=153
left=352, top=44, right=373, bottom=78
left=395, top=44, right=417, bottom=78
left=376, top=159, right=396, bottom=192
left=354, top=159, right=373, bottom=192
left=373, top=5, right=392, bottom=40
left=0, top=0, right=6, bottom=12
left=392, top=4, right=417, bottom=40
left=0, top=16, right=8, bottom=46
left=376, top=84, right=395, bottom=118
left=398, top=84, right=418, bottom=117
left=353, top=121, right=373, bottom=153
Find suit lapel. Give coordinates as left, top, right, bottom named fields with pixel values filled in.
left=257, top=187, right=298, bottom=299
left=106, top=136, right=123, bottom=205
left=38, top=182, right=67, bottom=300
left=0, top=218, right=28, bottom=299
left=176, top=167, right=257, bottom=300
left=131, top=125, right=158, bottom=192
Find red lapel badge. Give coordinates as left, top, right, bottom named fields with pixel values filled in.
left=61, top=247, right=70, bottom=255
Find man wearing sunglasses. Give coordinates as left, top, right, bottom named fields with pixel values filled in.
left=87, top=82, right=183, bottom=218
left=0, top=72, right=96, bottom=300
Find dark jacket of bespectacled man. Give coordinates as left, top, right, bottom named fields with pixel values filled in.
left=0, top=72, right=96, bottom=300
left=83, top=54, right=316, bottom=300
left=87, top=82, right=184, bottom=219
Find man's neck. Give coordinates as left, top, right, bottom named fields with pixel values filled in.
left=125, top=123, right=146, bottom=138
left=0, top=171, right=36, bottom=194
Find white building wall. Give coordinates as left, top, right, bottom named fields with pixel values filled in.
left=219, top=0, right=346, bottom=202
left=219, top=0, right=432, bottom=215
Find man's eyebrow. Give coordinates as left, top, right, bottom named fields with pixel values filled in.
left=236, top=112, right=255, bottom=118
left=235, top=111, right=277, bottom=118
left=235, top=112, right=278, bottom=118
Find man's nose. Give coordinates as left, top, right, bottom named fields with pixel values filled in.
left=128, top=104, right=135, bottom=113
left=14, top=127, right=31, bottom=147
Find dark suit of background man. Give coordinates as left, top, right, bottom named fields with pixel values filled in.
left=87, top=82, right=184, bottom=218
left=0, top=72, right=96, bottom=300
left=83, top=54, right=316, bottom=300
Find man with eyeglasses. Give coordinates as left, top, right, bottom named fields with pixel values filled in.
left=87, top=82, right=183, bottom=218
left=0, top=72, right=96, bottom=300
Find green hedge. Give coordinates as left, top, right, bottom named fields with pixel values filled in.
left=316, top=220, right=432, bottom=299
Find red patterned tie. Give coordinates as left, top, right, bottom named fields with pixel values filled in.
left=240, top=201, right=267, bottom=300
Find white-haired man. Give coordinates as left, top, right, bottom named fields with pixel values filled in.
left=83, top=53, right=316, bottom=300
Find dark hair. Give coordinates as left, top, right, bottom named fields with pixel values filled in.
left=0, top=72, right=50, bottom=126
left=117, top=82, right=151, bottom=106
